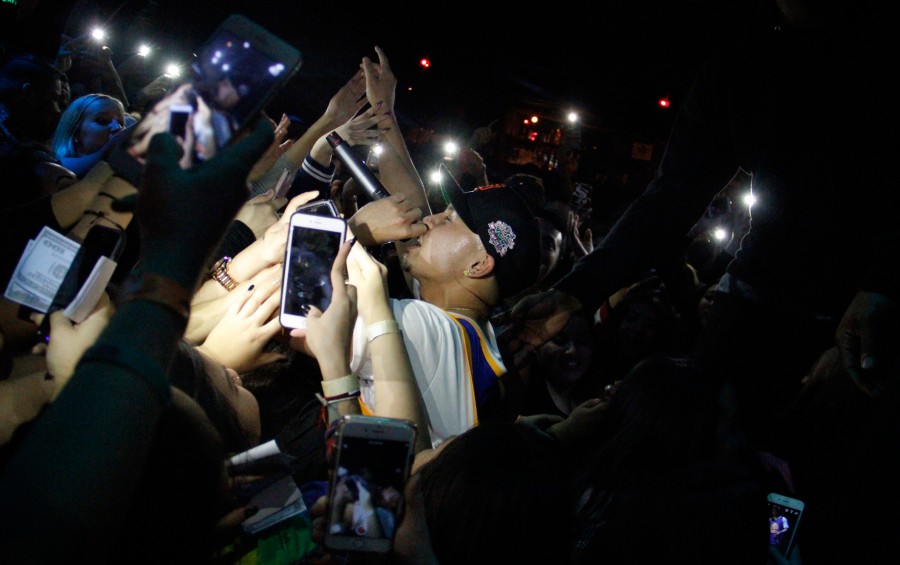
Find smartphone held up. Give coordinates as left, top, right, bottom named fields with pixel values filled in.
left=164, top=14, right=302, bottom=156
left=279, top=212, right=347, bottom=329
left=325, top=415, right=417, bottom=554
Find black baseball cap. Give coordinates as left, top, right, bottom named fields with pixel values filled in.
left=440, top=169, right=541, bottom=298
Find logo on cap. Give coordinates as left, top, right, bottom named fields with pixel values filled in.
left=487, top=221, right=516, bottom=257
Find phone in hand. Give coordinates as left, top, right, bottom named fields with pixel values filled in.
left=768, top=492, right=804, bottom=559
left=36, top=224, right=125, bottom=340
left=279, top=212, right=347, bottom=329
left=168, top=103, right=192, bottom=137
left=296, top=198, right=340, bottom=218
left=189, top=14, right=302, bottom=150
left=325, top=415, right=417, bottom=553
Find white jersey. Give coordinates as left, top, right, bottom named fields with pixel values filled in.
left=350, top=299, right=506, bottom=447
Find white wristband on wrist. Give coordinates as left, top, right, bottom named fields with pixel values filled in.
left=367, top=319, right=401, bottom=342
left=321, top=373, right=359, bottom=398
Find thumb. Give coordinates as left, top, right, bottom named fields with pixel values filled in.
left=248, top=189, right=276, bottom=203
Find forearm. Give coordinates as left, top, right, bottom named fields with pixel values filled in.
left=283, top=114, right=342, bottom=169
left=185, top=292, right=230, bottom=343
left=49, top=162, right=119, bottom=227
left=318, top=352, right=361, bottom=423
left=366, top=306, right=430, bottom=452
left=0, top=300, right=179, bottom=558
left=378, top=115, right=430, bottom=216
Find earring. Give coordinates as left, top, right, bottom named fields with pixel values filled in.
left=463, top=268, right=474, bottom=277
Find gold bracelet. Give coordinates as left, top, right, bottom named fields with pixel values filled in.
left=118, top=272, right=191, bottom=321
left=210, top=256, right=239, bottom=291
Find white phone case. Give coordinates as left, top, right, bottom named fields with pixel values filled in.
left=279, top=212, right=346, bottom=329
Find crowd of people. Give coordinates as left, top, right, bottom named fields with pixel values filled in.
left=1, top=0, right=898, bottom=564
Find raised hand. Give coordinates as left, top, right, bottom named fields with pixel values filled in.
left=292, top=240, right=357, bottom=374
left=198, top=276, right=286, bottom=374
left=322, top=69, right=368, bottom=125
left=348, top=193, right=427, bottom=246
left=362, top=46, right=397, bottom=114
left=235, top=189, right=289, bottom=239
left=499, top=289, right=583, bottom=356
left=247, top=113, right=293, bottom=183
left=44, top=292, right=115, bottom=398
left=835, top=290, right=899, bottom=395
left=346, top=242, right=390, bottom=323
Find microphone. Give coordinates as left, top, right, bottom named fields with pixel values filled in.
left=326, top=131, right=391, bottom=201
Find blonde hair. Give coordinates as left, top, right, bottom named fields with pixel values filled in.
left=51, top=93, right=125, bottom=158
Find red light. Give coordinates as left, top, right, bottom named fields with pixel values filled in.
left=420, top=58, right=431, bottom=69
left=658, top=97, right=670, bottom=108
left=528, top=131, right=538, bottom=142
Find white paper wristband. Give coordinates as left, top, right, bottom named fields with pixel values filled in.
left=367, top=319, right=401, bottom=342
left=321, top=373, right=359, bottom=398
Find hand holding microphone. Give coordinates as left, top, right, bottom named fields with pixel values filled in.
left=326, top=131, right=390, bottom=201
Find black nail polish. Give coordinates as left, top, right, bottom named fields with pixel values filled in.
left=247, top=284, right=255, bottom=291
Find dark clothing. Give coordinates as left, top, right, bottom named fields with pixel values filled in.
left=550, top=4, right=898, bottom=562
left=554, top=2, right=898, bottom=320
left=552, top=0, right=897, bottom=450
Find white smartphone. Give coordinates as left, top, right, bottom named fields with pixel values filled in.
left=767, top=492, right=804, bottom=559
left=168, top=103, right=192, bottom=137
left=325, top=415, right=417, bottom=554
left=279, top=212, right=347, bottom=329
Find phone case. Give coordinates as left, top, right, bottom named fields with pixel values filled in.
left=768, top=493, right=804, bottom=558
left=325, top=416, right=417, bottom=553
left=189, top=14, right=302, bottom=148
left=279, top=213, right=347, bottom=329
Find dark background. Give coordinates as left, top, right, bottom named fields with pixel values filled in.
left=23, top=0, right=761, bottom=140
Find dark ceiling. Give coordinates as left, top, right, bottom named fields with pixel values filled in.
left=52, top=0, right=760, bottom=138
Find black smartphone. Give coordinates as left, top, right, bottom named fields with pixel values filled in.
left=296, top=198, right=340, bottom=218
left=189, top=14, right=302, bottom=149
left=37, top=224, right=125, bottom=339
left=325, top=415, right=417, bottom=553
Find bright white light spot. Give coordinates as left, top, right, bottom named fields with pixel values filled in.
left=268, top=63, right=285, bottom=76
left=137, top=44, right=152, bottom=57
left=371, top=144, right=384, bottom=156
left=713, top=227, right=728, bottom=241
left=164, top=63, right=181, bottom=78
left=443, top=140, right=459, bottom=156
left=742, top=191, right=756, bottom=208
left=429, top=169, right=443, bottom=184
left=91, top=28, right=106, bottom=42
left=567, top=111, right=579, bottom=123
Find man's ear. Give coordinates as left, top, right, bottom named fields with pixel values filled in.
left=465, top=252, right=495, bottom=279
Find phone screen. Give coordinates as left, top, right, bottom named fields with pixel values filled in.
left=326, top=431, right=412, bottom=552
left=768, top=495, right=803, bottom=557
left=281, top=221, right=343, bottom=323
left=189, top=15, right=301, bottom=148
